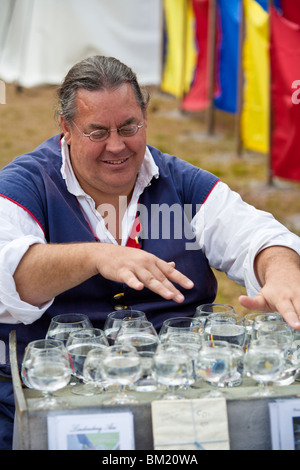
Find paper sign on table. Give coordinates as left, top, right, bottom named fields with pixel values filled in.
left=269, top=398, right=300, bottom=450
left=151, top=397, right=230, bottom=450
left=47, top=410, right=135, bottom=450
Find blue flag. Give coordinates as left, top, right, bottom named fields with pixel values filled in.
left=214, top=0, right=241, bottom=113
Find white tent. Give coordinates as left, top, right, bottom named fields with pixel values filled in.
left=0, top=0, right=163, bottom=87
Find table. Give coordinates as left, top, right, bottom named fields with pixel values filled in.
left=10, top=331, right=300, bottom=450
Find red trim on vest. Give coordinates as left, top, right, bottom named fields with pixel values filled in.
left=202, top=179, right=220, bottom=205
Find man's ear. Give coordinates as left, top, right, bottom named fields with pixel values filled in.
left=60, top=117, right=72, bottom=144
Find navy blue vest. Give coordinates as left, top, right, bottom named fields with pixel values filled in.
left=0, top=135, right=219, bottom=374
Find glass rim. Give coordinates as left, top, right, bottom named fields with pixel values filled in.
left=162, top=316, right=203, bottom=326
left=196, top=303, right=235, bottom=312
left=106, top=309, right=147, bottom=319
left=50, top=313, right=91, bottom=324
left=25, top=338, right=65, bottom=349
left=68, top=327, right=105, bottom=338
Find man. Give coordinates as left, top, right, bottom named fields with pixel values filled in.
left=0, top=55, right=300, bottom=448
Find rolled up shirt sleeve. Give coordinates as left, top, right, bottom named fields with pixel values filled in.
left=192, top=181, right=300, bottom=297
left=0, top=197, right=54, bottom=324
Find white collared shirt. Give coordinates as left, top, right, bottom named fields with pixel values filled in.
left=0, top=138, right=299, bottom=324
left=60, top=138, right=159, bottom=246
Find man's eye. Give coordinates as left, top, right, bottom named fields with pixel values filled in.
left=91, top=130, right=108, bottom=139
left=119, top=126, right=136, bottom=136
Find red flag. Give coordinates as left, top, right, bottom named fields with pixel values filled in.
left=181, top=0, right=220, bottom=111
left=270, top=7, right=300, bottom=181
left=280, top=0, right=300, bottom=26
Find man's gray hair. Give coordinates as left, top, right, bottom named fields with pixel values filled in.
left=56, top=55, right=150, bottom=124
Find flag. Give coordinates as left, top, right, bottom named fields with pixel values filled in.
left=241, top=0, right=270, bottom=154
left=181, top=0, right=210, bottom=111
left=161, top=0, right=197, bottom=98
left=280, top=0, right=300, bottom=25
left=254, top=0, right=268, bottom=11
left=214, top=0, right=241, bottom=113
left=270, top=6, right=300, bottom=181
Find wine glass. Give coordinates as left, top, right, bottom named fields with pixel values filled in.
left=251, top=312, right=284, bottom=340
left=225, top=344, right=244, bottom=387
left=24, top=347, right=72, bottom=408
left=21, top=339, right=67, bottom=388
left=272, top=347, right=300, bottom=386
left=103, top=309, right=147, bottom=345
left=81, top=347, right=108, bottom=395
left=194, top=303, right=235, bottom=319
left=153, top=342, right=194, bottom=399
left=167, top=332, right=202, bottom=375
left=243, top=338, right=284, bottom=396
left=158, top=316, right=204, bottom=343
left=256, top=324, right=297, bottom=387
left=159, top=318, right=203, bottom=388
left=66, top=328, right=109, bottom=395
left=256, top=320, right=294, bottom=342
left=114, top=320, right=160, bottom=391
left=100, top=344, right=142, bottom=405
left=204, top=313, right=246, bottom=348
left=243, top=313, right=265, bottom=351
left=194, top=340, right=232, bottom=397
left=46, top=313, right=93, bottom=344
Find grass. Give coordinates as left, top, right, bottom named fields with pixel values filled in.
left=1, top=83, right=300, bottom=316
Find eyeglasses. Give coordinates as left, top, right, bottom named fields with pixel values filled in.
left=71, top=120, right=144, bottom=142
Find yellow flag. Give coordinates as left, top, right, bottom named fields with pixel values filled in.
left=241, top=0, right=270, bottom=154
left=161, top=0, right=197, bottom=98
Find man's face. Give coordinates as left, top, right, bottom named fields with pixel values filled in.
left=61, top=84, right=147, bottom=204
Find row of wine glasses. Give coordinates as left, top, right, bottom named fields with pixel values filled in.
left=21, top=311, right=150, bottom=406
left=21, top=305, right=300, bottom=407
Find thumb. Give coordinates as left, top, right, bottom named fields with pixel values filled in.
left=238, top=293, right=270, bottom=312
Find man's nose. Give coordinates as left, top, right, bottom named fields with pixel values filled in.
left=104, top=129, right=126, bottom=152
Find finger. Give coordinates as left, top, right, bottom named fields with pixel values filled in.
left=168, top=261, right=176, bottom=267
left=117, top=263, right=185, bottom=302
left=156, top=259, right=194, bottom=290
left=239, top=294, right=300, bottom=330
left=120, top=270, right=145, bottom=291
left=272, top=298, right=300, bottom=330
left=238, top=294, right=270, bottom=312
left=137, top=266, right=186, bottom=303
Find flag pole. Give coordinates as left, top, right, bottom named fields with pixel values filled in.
left=180, top=0, right=188, bottom=100
left=236, top=0, right=245, bottom=157
left=267, top=0, right=273, bottom=185
left=206, top=0, right=217, bottom=135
